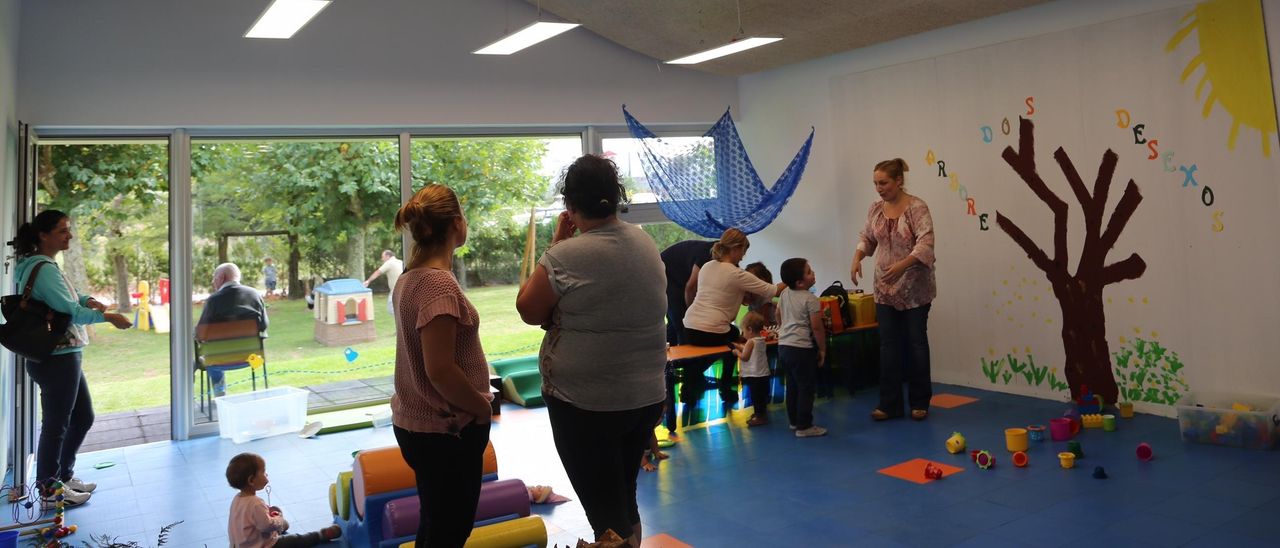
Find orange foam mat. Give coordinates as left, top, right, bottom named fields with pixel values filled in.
left=641, top=533, right=694, bottom=548
left=878, top=458, right=964, bottom=484
left=930, top=393, right=979, bottom=408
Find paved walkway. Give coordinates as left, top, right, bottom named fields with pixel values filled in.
left=78, top=375, right=395, bottom=453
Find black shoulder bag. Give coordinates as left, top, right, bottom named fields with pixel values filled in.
left=0, top=262, right=73, bottom=362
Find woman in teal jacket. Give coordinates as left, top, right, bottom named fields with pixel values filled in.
left=10, top=210, right=132, bottom=507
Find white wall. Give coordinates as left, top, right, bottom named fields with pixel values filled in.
left=738, top=0, right=1280, bottom=410
left=18, top=0, right=736, bottom=128
left=0, top=0, right=20, bottom=483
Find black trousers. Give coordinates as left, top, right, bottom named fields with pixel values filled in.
left=876, top=303, right=933, bottom=414
left=779, top=345, right=818, bottom=430
left=744, top=376, right=771, bottom=417
left=545, top=393, right=663, bottom=540
left=25, top=352, right=94, bottom=489
left=272, top=531, right=326, bottom=547
left=393, top=423, right=491, bottom=548
left=683, top=325, right=741, bottom=403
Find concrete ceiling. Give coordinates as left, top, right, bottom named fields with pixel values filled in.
left=527, top=0, right=1049, bottom=76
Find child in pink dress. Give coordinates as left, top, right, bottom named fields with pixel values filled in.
left=226, top=453, right=341, bottom=548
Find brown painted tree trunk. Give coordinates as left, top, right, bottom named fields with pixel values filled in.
left=1059, top=289, right=1117, bottom=405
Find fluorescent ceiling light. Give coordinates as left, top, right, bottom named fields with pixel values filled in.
left=666, top=37, right=783, bottom=65
left=474, top=21, right=580, bottom=55
left=245, top=0, right=332, bottom=39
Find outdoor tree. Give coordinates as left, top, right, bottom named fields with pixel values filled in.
left=411, top=139, right=548, bottom=287
left=37, top=144, right=169, bottom=313
left=996, top=117, right=1146, bottom=405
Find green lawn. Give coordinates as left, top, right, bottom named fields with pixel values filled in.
left=83, top=284, right=544, bottom=414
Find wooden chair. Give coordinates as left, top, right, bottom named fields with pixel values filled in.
left=194, top=318, right=268, bottom=416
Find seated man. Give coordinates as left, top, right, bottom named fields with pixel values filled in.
left=197, top=262, right=269, bottom=397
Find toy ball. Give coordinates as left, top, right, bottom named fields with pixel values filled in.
left=975, top=450, right=996, bottom=469
left=344, top=347, right=359, bottom=363
left=946, top=432, right=967, bottom=454
left=247, top=353, right=264, bottom=370
left=923, top=463, right=944, bottom=480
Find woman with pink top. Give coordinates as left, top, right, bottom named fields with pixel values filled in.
left=390, top=184, right=494, bottom=547
left=850, top=158, right=937, bottom=421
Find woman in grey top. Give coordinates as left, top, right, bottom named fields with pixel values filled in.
left=517, top=154, right=666, bottom=547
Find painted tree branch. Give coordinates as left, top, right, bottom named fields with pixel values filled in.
left=1001, top=117, right=1070, bottom=269
left=1101, top=253, right=1147, bottom=286
left=995, top=213, right=1069, bottom=285
left=1098, top=179, right=1143, bottom=260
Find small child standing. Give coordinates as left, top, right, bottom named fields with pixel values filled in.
left=263, top=258, right=279, bottom=297
left=733, top=310, right=772, bottom=426
left=778, top=258, right=827, bottom=438
left=226, top=453, right=341, bottom=548
left=743, top=262, right=778, bottom=324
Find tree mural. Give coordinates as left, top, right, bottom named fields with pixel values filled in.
left=996, top=117, right=1146, bottom=404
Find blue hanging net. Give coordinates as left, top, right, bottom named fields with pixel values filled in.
left=623, top=106, right=814, bottom=237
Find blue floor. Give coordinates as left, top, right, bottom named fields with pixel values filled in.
left=4, top=384, right=1279, bottom=547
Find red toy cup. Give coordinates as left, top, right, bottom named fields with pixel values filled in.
left=1136, top=442, right=1154, bottom=461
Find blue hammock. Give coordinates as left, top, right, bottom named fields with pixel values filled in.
left=623, top=106, right=814, bottom=237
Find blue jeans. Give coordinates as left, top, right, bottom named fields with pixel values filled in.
left=207, top=369, right=226, bottom=394
left=876, top=303, right=932, bottom=414
left=779, top=345, right=818, bottom=429
left=25, top=352, right=95, bottom=488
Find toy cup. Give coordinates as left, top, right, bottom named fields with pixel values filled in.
left=1102, top=414, right=1117, bottom=432
left=970, top=449, right=981, bottom=462
left=1012, top=451, right=1029, bottom=468
left=1136, top=442, right=1154, bottom=461
left=1027, top=424, right=1046, bottom=441
left=1067, top=440, right=1084, bottom=458
left=1119, top=402, right=1135, bottom=418
left=1049, top=418, right=1074, bottom=441
left=1005, top=428, right=1029, bottom=452
left=1058, top=452, right=1076, bottom=469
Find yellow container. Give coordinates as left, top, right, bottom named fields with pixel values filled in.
left=847, top=291, right=876, bottom=326
left=1119, top=402, right=1135, bottom=418
left=1005, top=427, right=1028, bottom=452
left=1058, top=452, right=1076, bottom=469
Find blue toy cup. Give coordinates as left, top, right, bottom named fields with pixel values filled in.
left=1027, top=424, right=1046, bottom=441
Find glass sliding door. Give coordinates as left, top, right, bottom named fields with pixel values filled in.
left=190, top=138, right=401, bottom=422
left=35, top=138, right=172, bottom=451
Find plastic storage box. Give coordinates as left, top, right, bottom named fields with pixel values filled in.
left=1176, top=391, right=1280, bottom=450
left=215, top=386, right=309, bottom=444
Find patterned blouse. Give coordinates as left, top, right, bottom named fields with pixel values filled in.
left=391, top=268, right=493, bottom=435
left=855, top=196, right=937, bottom=311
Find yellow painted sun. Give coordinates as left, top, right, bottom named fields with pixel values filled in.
left=1167, top=0, right=1278, bottom=156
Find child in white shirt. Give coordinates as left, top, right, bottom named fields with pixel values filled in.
left=733, top=311, right=772, bottom=426
left=226, top=453, right=341, bottom=548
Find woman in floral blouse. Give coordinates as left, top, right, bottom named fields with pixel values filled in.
left=850, top=158, right=937, bottom=421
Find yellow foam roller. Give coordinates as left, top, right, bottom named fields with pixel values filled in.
left=397, top=515, right=547, bottom=548
left=483, top=441, right=498, bottom=478
left=328, top=483, right=337, bottom=516
left=336, top=471, right=353, bottom=521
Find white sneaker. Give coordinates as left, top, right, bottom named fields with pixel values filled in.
left=63, top=477, right=96, bottom=493
left=42, top=488, right=91, bottom=509
left=795, top=425, right=828, bottom=438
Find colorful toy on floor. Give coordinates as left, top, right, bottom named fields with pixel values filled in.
left=923, top=463, right=944, bottom=480
left=1092, top=466, right=1108, bottom=479
left=946, top=432, right=967, bottom=454
left=328, top=443, right=546, bottom=548
left=1102, top=414, right=1117, bottom=431
left=1081, top=414, right=1104, bottom=429
left=1119, top=401, right=1135, bottom=418
left=1136, top=442, right=1154, bottom=461
left=1027, top=424, right=1046, bottom=441
left=1058, top=452, right=1076, bottom=469
left=1068, top=440, right=1084, bottom=459
left=1012, top=451, right=1028, bottom=468
left=344, top=347, right=359, bottom=363
left=1005, top=427, right=1028, bottom=452
left=1049, top=417, right=1075, bottom=441
left=974, top=450, right=995, bottom=469
left=1076, top=385, right=1104, bottom=414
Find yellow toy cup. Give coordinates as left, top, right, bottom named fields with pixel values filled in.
left=1119, top=402, right=1135, bottom=418
left=1058, top=452, right=1076, bottom=469
left=1005, top=427, right=1028, bottom=452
